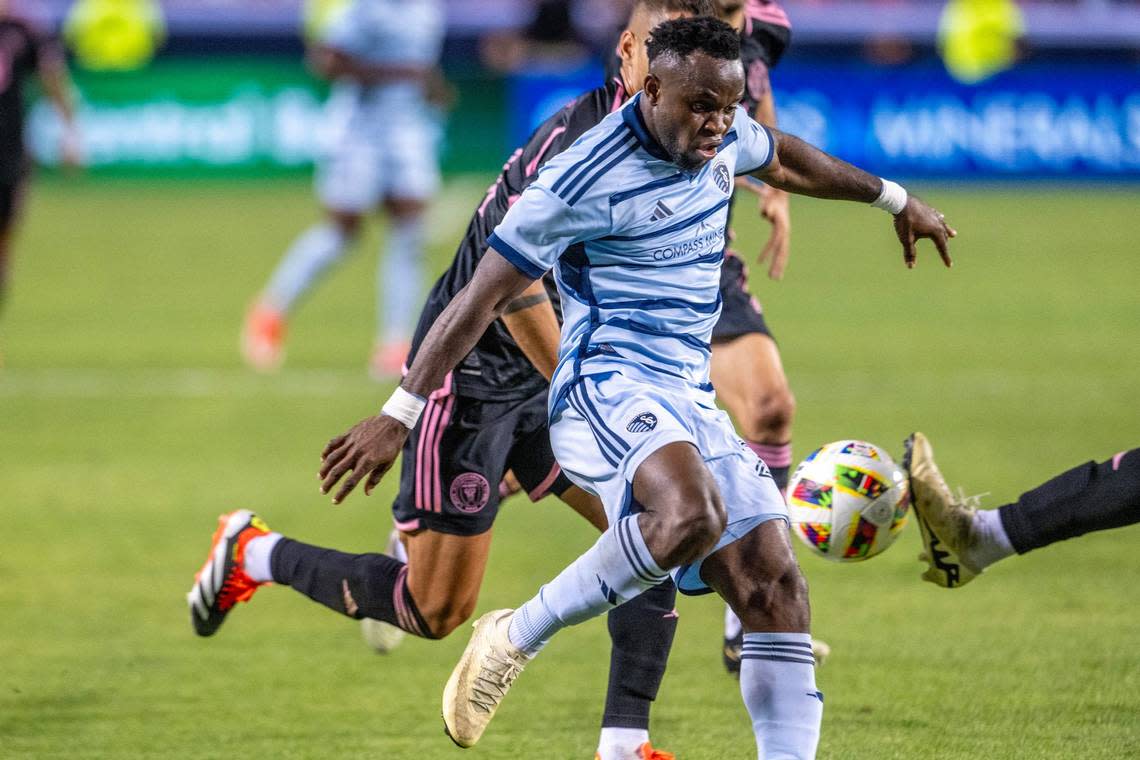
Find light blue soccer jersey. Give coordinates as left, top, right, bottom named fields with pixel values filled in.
left=321, top=0, right=444, bottom=114
left=323, top=0, right=444, bottom=69
left=488, top=92, right=775, bottom=413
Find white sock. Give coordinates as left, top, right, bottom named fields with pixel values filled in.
left=597, top=727, right=650, bottom=760
left=243, top=532, right=282, bottom=583
left=740, top=632, right=823, bottom=760
left=965, top=508, right=1015, bottom=570
left=508, top=515, right=669, bottom=654
left=379, top=216, right=425, bottom=342
left=725, top=605, right=743, bottom=641
left=264, top=223, right=350, bottom=313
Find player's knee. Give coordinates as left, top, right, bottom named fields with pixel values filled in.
left=739, top=386, right=796, bottom=442
left=327, top=210, right=364, bottom=239
left=657, top=490, right=727, bottom=566
left=414, top=595, right=478, bottom=639
left=739, top=561, right=810, bottom=630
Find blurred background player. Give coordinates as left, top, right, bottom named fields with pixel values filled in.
left=906, top=432, right=1140, bottom=588
left=0, top=0, right=80, bottom=359
left=241, top=0, right=444, bottom=378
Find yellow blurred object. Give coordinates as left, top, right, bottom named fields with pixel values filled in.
left=938, top=0, right=1025, bottom=84
left=303, top=0, right=352, bottom=42
left=64, top=0, right=166, bottom=71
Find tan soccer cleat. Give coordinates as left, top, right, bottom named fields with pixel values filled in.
left=442, top=609, right=532, bottom=748
left=903, top=432, right=982, bottom=588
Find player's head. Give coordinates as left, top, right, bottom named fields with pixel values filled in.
left=642, top=16, right=744, bottom=172
left=617, top=0, right=717, bottom=93
left=714, top=0, right=747, bottom=32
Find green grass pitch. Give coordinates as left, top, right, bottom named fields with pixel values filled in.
left=1, top=175, right=1137, bottom=759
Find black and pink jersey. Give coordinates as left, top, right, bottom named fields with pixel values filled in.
left=408, top=77, right=629, bottom=401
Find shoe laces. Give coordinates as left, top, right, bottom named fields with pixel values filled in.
left=469, top=649, right=525, bottom=714
left=952, top=487, right=989, bottom=513
left=639, top=744, right=675, bottom=760
left=216, top=568, right=258, bottom=611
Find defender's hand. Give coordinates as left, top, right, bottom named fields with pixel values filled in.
left=894, top=196, right=956, bottom=269
left=319, top=414, right=409, bottom=504
left=757, top=185, right=791, bottom=280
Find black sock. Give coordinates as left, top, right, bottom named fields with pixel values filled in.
left=602, top=579, right=678, bottom=730
left=999, top=448, right=1140, bottom=555
left=269, top=538, right=433, bottom=637
left=770, top=465, right=790, bottom=494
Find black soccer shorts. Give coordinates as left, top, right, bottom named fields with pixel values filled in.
left=712, top=250, right=774, bottom=342
left=391, top=386, right=574, bottom=536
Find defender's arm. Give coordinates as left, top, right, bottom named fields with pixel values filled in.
left=501, top=280, right=561, bottom=382
left=319, top=251, right=535, bottom=503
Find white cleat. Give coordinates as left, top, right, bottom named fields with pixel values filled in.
left=361, top=529, right=408, bottom=653
left=442, top=609, right=532, bottom=748
left=812, top=638, right=832, bottom=665
left=903, top=432, right=983, bottom=588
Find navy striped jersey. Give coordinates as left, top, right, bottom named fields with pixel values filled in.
left=487, top=94, right=776, bottom=406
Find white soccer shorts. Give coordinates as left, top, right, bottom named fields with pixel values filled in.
left=550, top=370, right=789, bottom=594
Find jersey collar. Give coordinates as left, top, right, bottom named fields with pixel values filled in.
left=622, top=93, right=673, bottom=163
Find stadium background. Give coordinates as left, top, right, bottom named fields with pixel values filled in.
left=2, top=1, right=1138, bottom=758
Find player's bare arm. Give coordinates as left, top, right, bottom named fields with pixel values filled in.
left=500, top=279, right=561, bottom=381
left=319, top=251, right=535, bottom=503
left=37, top=47, right=80, bottom=168
left=308, top=45, right=429, bottom=85
left=755, top=128, right=957, bottom=268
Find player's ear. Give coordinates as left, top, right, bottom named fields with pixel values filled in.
left=617, top=29, right=636, bottom=65
left=644, top=74, right=661, bottom=103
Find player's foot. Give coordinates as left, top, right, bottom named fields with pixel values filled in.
left=812, top=637, right=832, bottom=665
left=361, top=529, right=408, bottom=653
left=187, top=509, right=271, bottom=636
left=369, top=339, right=410, bottom=380
left=724, top=633, right=832, bottom=677
left=595, top=743, right=676, bottom=760
left=442, top=609, right=532, bottom=748
left=241, top=301, right=286, bottom=372
left=903, top=432, right=982, bottom=588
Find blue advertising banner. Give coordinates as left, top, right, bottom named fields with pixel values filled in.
left=510, top=60, right=1140, bottom=179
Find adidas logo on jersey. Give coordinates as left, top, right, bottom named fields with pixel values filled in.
left=650, top=200, right=674, bottom=222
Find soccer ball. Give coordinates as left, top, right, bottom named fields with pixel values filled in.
left=787, top=440, right=910, bottom=562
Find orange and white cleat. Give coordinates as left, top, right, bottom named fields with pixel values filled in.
left=187, top=510, right=271, bottom=637
left=241, top=301, right=287, bottom=372
left=369, top=339, right=410, bottom=381
left=595, top=743, right=676, bottom=760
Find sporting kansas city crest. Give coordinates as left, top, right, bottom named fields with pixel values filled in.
left=713, top=161, right=730, bottom=193
left=626, top=412, right=658, bottom=433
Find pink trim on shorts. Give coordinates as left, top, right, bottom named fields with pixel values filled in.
left=527, top=463, right=563, bottom=502
left=747, top=441, right=793, bottom=468
left=1113, top=451, right=1126, bottom=471
left=414, top=397, right=441, bottom=510
left=432, top=395, right=456, bottom=512
left=393, top=517, right=421, bottom=532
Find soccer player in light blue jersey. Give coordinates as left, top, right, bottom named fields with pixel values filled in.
left=242, top=0, right=444, bottom=377
left=318, top=16, right=956, bottom=757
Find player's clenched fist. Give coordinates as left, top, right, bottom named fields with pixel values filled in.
left=319, top=415, right=409, bottom=504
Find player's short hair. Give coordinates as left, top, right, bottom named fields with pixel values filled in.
left=646, top=16, right=741, bottom=64
left=632, top=0, right=718, bottom=20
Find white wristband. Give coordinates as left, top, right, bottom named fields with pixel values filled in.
left=381, top=386, right=427, bottom=430
left=872, top=179, right=908, bottom=215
